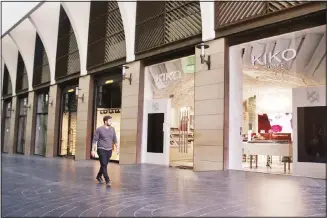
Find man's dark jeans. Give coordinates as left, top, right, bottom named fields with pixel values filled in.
left=97, top=149, right=112, bottom=183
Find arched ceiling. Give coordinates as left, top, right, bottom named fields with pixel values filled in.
left=2, top=36, right=18, bottom=96
left=61, top=1, right=90, bottom=76
left=29, top=2, right=60, bottom=85
left=9, top=18, right=36, bottom=91
left=2, top=63, right=13, bottom=96
left=33, top=33, right=50, bottom=86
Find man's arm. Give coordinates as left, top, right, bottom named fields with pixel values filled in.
left=113, top=128, right=119, bottom=152
left=92, top=128, right=99, bottom=152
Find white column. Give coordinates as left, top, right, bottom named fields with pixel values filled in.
left=228, top=46, right=243, bottom=170
left=200, top=0, right=215, bottom=42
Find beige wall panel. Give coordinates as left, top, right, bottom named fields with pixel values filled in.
left=195, top=99, right=224, bottom=115
left=194, top=159, right=224, bottom=171
left=194, top=129, right=224, bottom=146
left=46, top=85, right=60, bottom=157
left=122, top=96, right=139, bottom=108
left=195, top=83, right=224, bottom=101
left=194, top=145, right=224, bottom=162
left=122, top=84, right=141, bottom=97
left=75, top=75, right=94, bottom=160
left=120, top=130, right=138, bottom=143
left=120, top=60, right=142, bottom=165
left=120, top=152, right=137, bottom=165
left=194, top=38, right=226, bottom=171
left=7, top=96, right=17, bottom=154
left=121, top=107, right=138, bottom=119
left=121, top=118, right=138, bottom=131
left=195, top=68, right=225, bottom=86
left=195, top=114, right=224, bottom=130
left=24, top=91, right=36, bottom=155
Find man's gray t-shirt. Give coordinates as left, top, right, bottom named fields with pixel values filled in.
left=92, top=126, right=117, bottom=151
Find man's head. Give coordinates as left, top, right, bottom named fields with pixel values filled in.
left=103, top=116, right=112, bottom=126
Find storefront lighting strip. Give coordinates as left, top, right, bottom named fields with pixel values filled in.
left=105, top=80, right=114, bottom=84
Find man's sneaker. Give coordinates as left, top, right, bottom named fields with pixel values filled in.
left=96, top=176, right=104, bottom=183
left=106, top=181, right=112, bottom=187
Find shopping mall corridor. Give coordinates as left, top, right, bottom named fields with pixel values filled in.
left=1, top=154, right=326, bottom=217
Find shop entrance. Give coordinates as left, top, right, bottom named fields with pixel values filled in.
left=16, top=97, right=28, bottom=154
left=169, top=106, right=194, bottom=169
left=2, top=100, right=12, bottom=153
left=142, top=55, right=195, bottom=169
left=93, top=75, right=122, bottom=161
left=34, top=92, right=49, bottom=156
left=58, top=87, right=78, bottom=157
left=228, top=25, right=326, bottom=175
left=143, top=99, right=171, bottom=166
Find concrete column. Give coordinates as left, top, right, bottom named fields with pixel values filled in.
left=7, top=96, right=17, bottom=154
left=194, top=38, right=227, bottom=171
left=24, top=91, right=36, bottom=155
left=75, top=75, right=94, bottom=160
left=46, top=85, right=60, bottom=157
left=120, top=61, right=143, bottom=165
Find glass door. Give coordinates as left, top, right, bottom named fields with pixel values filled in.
left=93, top=78, right=122, bottom=161
left=2, top=101, right=12, bottom=153
left=17, top=97, right=28, bottom=154
left=59, top=87, right=78, bottom=157
left=34, top=93, right=49, bottom=156
left=170, top=106, right=194, bottom=169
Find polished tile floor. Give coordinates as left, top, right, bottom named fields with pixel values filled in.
left=1, top=154, right=326, bottom=217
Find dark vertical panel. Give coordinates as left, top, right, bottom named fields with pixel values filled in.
left=147, top=113, right=164, bottom=153
left=297, top=106, right=327, bottom=163
left=87, top=1, right=126, bottom=70
left=33, top=34, right=50, bottom=87
left=135, top=1, right=202, bottom=54
left=55, top=6, right=80, bottom=80
left=2, top=65, right=12, bottom=96
left=16, top=53, right=29, bottom=92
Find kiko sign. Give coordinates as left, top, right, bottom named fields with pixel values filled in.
left=157, top=70, right=182, bottom=83
left=252, top=49, right=297, bottom=68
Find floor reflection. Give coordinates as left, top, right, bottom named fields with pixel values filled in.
left=1, top=154, right=326, bottom=217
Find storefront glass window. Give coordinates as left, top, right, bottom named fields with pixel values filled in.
left=59, top=89, right=78, bottom=156
left=145, top=55, right=195, bottom=168
left=94, top=81, right=122, bottom=161
left=17, top=97, right=28, bottom=154
left=34, top=93, right=49, bottom=156
left=228, top=24, right=327, bottom=175
left=2, top=101, right=12, bottom=153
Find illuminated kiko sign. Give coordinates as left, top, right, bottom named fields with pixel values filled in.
left=157, top=70, right=182, bottom=82
left=99, top=109, right=120, bottom=114
left=251, top=49, right=297, bottom=68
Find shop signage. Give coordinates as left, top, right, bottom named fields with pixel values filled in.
left=307, top=91, right=319, bottom=103
left=157, top=70, right=182, bottom=82
left=152, top=102, right=159, bottom=111
left=100, top=109, right=120, bottom=114
left=251, top=49, right=297, bottom=68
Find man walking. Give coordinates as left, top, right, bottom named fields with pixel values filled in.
left=91, top=115, right=118, bottom=187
